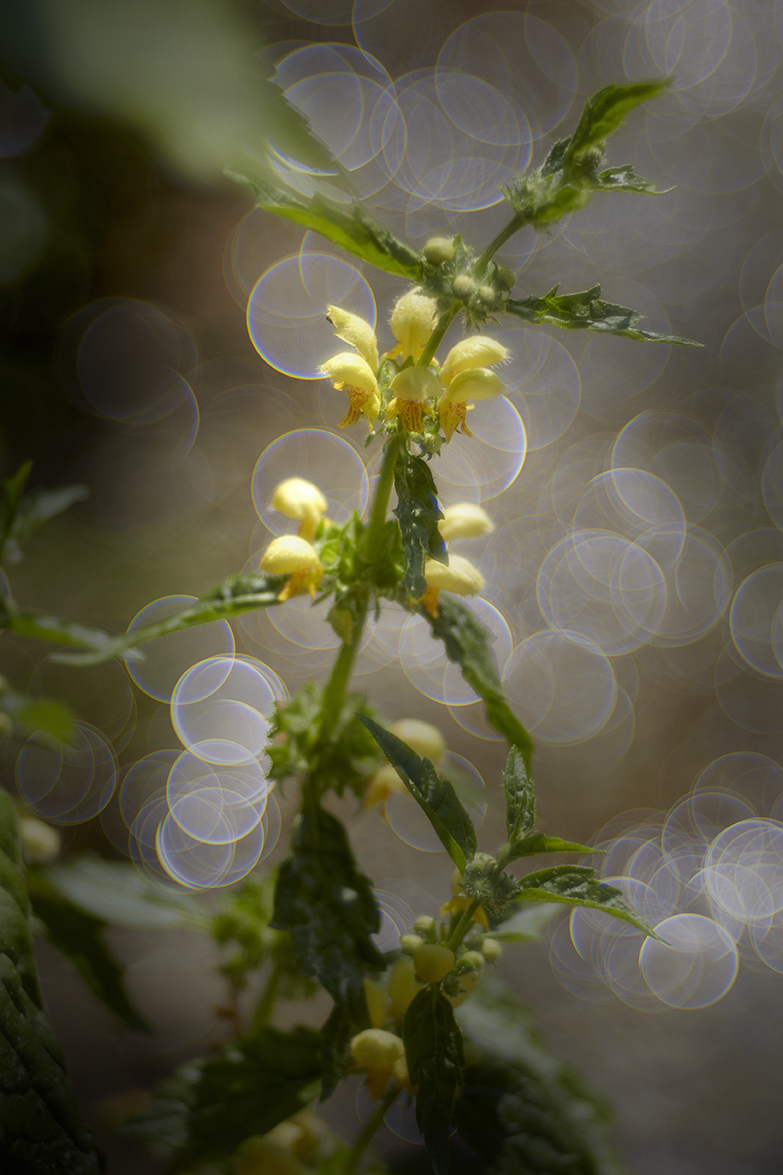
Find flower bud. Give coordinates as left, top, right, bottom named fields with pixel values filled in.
left=459, top=950, right=485, bottom=973
left=413, top=914, right=436, bottom=934
left=399, top=934, right=424, bottom=955
left=439, top=336, right=509, bottom=387
left=413, top=943, right=455, bottom=983
left=452, top=275, right=474, bottom=298
left=362, top=762, right=407, bottom=810
left=19, top=817, right=60, bottom=863
left=495, top=266, right=516, bottom=289
left=478, top=285, right=495, bottom=303
left=326, top=305, right=379, bottom=371
left=271, top=478, right=327, bottom=539
left=389, top=288, right=438, bottom=361
left=481, top=937, right=502, bottom=963
left=351, top=1028, right=405, bottom=1069
left=423, top=236, right=455, bottom=264
left=438, top=503, right=494, bottom=542
left=389, top=718, right=446, bottom=762
left=424, top=554, right=484, bottom=596
left=0, top=713, right=13, bottom=738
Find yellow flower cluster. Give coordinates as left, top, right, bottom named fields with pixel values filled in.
left=322, top=290, right=508, bottom=443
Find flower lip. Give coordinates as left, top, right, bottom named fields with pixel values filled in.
left=388, top=288, right=438, bottom=362
left=424, top=553, right=484, bottom=595
left=439, top=337, right=508, bottom=387
left=326, top=304, right=378, bottom=372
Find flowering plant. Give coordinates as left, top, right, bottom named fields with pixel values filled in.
left=0, top=79, right=699, bottom=1175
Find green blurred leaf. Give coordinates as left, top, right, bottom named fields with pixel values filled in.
left=506, top=284, right=700, bottom=345
left=503, top=746, right=535, bottom=842
left=563, top=81, right=672, bottom=163
left=514, top=865, right=658, bottom=936
left=40, top=856, right=206, bottom=930
left=245, top=180, right=423, bottom=280
left=26, top=870, right=151, bottom=1033
left=358, top=715, right=476, bottom=871
left=593, top=163, right=670, bottom=193
left=0, top=791, right=103, bottom=1172
left=506, top=833, right=600, bottom=862
left=13, top=699, right=76, bottom=743
left=418, top=596, right=534, bottom=772
left=0, top=460, right=88, bottom=567
left=404, top=988, right=465, bottom=1175
left=456, top=975, right=628, bottom=1175
left=319, top=988, right=369, bottom=1102
left=126, top=1027, right=322, bottom=1169
left=490, top=903, right=561, bottom=943
left=393, top=450, right=446, bottom=600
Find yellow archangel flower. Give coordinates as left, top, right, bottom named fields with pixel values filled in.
left=386, top=288, right=439, bottom=362
left=437, top=367, right=505, bottom=443
left=259, top=534, right=324, bottom=601
left=385, top=366, right=441, bottom=433
left=326, top=304, right=379, bottom=372
left=421, top=552, right=484, bottom=616
left=271, top=477, right=327, bottom=542
left=320, top=351, right=380, bottom=430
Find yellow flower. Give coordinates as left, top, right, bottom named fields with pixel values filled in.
left=385, top=366, right=440, bottom=433
left=438, top=502, right=494, bottom=541
left=389, top=718, right=446, bottom=762
left=259, top=534, right=323, bottom=601
left=326, top=305, right=378, bottom=372
left=437, top=367, right=504, bottom=443
left=387, top=288, right=439, bottom=362
left=421, top=553, right=484, bottom=617
left=271, top=477, right=327, bottom=541
left=350, top=1029, right=409, bottom=1099
left=320, top=352, right=380, bottom=429
left=439, top=336, right=508, bottom=387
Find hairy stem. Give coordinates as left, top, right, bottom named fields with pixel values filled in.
left=474, top=211, right=527, bottom=275
left=343, top=1085, right=400, bottom=1175
left=418, top=304, right=459, bottom=368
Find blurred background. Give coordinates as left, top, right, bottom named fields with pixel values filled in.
left=1, top=0, right=783, bottom=1172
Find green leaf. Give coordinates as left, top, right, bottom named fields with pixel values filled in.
left=319, top=988, right=369, bottom=1101
left=456, top=975, right=628, bottom=1175
left=564, top=81, right=672, bottom=163
left=514, top=865, right=658, bottom=937
left=594, top=163, right=671, bottom=193
left=126, top=1027, right=322, bottom=1169
left=0, top=792, right=104, bottom=1173
left=506, top=833, right=601, bottom=862
left=490, top=903, right=561, bottom=943
left=271, top=801, right=384, bottom=1081
left=0, top=461, right=88, bottom=566
left=503, top=746, right=535, bottom=842
left=13, top=699, right=77, bottom=743
left=506, top=284, right=700, bottom=345
left=244, top=179, right=423, bottom=280
left=404, top=988, right=465, bottom=1175
left=418, top=596, right=534, bottom=772
left=0, top=601, right=140, bottom=666
left=39, top=856, right=206, bottom=931
left=393, top=451, right=446, bottom=600
left=26, top=870, right=151, bottom=1033
left=358, top=715, right=477, bottom=871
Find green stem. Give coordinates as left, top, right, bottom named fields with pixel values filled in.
left=343, top=1085, right=400, bottom=1175
left=364, top=431, right=401, bottom=564
left=418, top=304, right=459, bottom=368
left=248, top=959, right=282, bottom=1034
left=474, top=211, right=527, bottom=275
left=444, top=852, right=512, bottom=953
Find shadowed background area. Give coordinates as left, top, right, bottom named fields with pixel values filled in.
left=1, top=0, right=783, bottom=1172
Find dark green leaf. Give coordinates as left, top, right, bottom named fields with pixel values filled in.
left=506, top=285, right=701, bottom=345
left=14, top=699, right=76, bottom=743
left=418, top=596, right=534, bottom=772
left=503, top=746, right=535, bottom=842
left=358, top=715, right=476, bottom=871
left=456, top=975, right=628, bottom=1175
left=564, top=81, right=672, bottom=163
left=26, top=871, right=151, bottom=1033
left=0, top=792, right=103, bottom=1173
left=244, top=179, right=423, bottom=280
left=40, top=856, right=206, bottom=931
left=0, top=460, right=32, bottom=566
left=506, top=833, right=600, bottom=862
left=594, top=163, right=671, bottom=193
left=126, top=1027, right=322, bottom=1169
left=0, top=601, right=140, bottom=665
left=271, top=801, right=384, bottom=999
left=514, top=865, right=657, bottom=937
left=404, top=988, right=465, bottom=1175
left=393, top=451, right=446, bottom=600
left=319, top=988, right=369, bottom=1101
left=1, top=463, right=88, bottom=567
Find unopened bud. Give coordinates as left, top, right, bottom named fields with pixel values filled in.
left=389, top=718, right=446, bottom=762
left=452, top=275, right=474, bottom=299
left=19, top=817, right=60, bottom=863
left=439, top=503, right=494, bottom=542
left=0, top=713, right=12, bottom=738
left=460, top=950, right=485, bottom=972
left=413, top=914, right=436, bottom=934
left=423, top=236, right=455, bottom=264
left=399, top=934, right=424, bottom=955
left=271, top=478, right=327, bottom=532
left=481, top=938, right=502, bottom=963
left=496, top=266, right=516, bottom=289
left=478, top=285, right=495, bottom=303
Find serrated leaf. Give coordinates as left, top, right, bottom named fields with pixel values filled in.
left=271, top=801, right=383, bottom=1090
left=514, top=865, right=658, bottom=937
left=564, top=81, right=672, bottom=163
left=418, top=596, right=534, bottom=772
left=404, top=987, right=465, bottom=1175
left=393, top=450, right=446, bottom=600
left=358, top=715, right=476, bottom=871
left=40, top=856, right=206, bottom=931
left=506, top=833, right=600, bottom=862
left=0, top=791, right=103, bottom=1172
left=126, top=1027, right=322, bottom=1169
left=506, top=285, right=701, bottom=345
left=245, top=179, right=423, bottom=280
left=503, top=746, right=535, bottom=842
left=456, top=975, right=628, bottom=1175
left=595, top=163, right=672, bottom=193
left=26, top=871, right=151, bottom=1033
